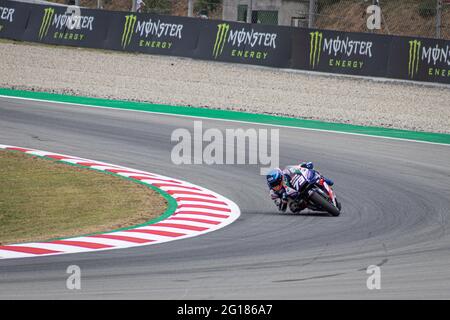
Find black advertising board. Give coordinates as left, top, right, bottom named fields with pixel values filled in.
left=103, top=11, right=200, bottom=57
left=0, top=0, right=448, bottom=85
left=387, top=36, right=450, bottom=84
left=291, top=28, right=392, bottom=77
left=0, top=0, right=30, bottom=40
left=20, top=3, right=110, bottom=48
left=195, top=19, right=293, bottom=68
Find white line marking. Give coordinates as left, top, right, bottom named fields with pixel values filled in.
left=1, top=94, right=449, bottom=147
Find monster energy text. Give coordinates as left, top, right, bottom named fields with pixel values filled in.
left=0, top=6, right=14, bottom=22
left=424, top=43, right=450, bottom=78
left=309, top=31, right=373, bottom=70
left=121, top=14, right=183, bottom=49
left=0, top=5, right=14, bottom=34
left=39, top=7, right=94, bottom=41
left=213, top=23, right=276, bottom=60
left=0, top=6, right=13, bottom=32
left=408, top=40, right=450, bottom=79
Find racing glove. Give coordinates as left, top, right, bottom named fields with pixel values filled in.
left=279, top=193, right=288, bottom=212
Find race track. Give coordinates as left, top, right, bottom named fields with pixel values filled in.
left=0, top=96, right=449, bottom=299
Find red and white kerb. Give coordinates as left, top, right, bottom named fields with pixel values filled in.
left=0, top=145, right=240, bottom=259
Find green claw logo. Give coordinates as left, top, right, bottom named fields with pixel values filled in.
left=121, top=14, right=137, bottom=49
left=213, top=23, right=229, bottom=59
left=39, top=7, right=55, bottom=40
left=309, top=31, right=323, bottom=69
left=408, top=40, right=421, bottom=79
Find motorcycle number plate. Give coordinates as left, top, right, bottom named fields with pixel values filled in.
left=294, top=175, right=306, bottom=188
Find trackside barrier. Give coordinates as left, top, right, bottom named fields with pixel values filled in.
left=0, top=0, right=449, bottom=84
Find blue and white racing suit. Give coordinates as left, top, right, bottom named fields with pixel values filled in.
left=269, top=162, right=333, bottom=212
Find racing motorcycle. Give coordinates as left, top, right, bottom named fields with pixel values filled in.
left=281, top=167, right=342, bottom=216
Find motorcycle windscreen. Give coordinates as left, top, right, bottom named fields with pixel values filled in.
left=306, top=169, right=318, bottom=182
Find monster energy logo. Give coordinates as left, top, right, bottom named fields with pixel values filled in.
left=39, top=7, right=55, bottom=40
left=408, top=40, right=421, bottom=79
left=213, top=23, right=229, bottom=59
left=122, top=14, right=137, bottom=49
left=309, top=31, right=323, bottom=68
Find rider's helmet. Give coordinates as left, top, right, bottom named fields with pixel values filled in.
left=266, top=168, right=283, bottom=191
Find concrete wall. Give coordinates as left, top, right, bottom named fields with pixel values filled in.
left=223, top=0, right=309, bottom=27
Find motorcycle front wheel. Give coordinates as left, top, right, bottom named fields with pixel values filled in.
left=310, top=191, right=341, bottom=217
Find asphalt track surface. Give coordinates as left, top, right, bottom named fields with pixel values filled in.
left=0, top=97, right=450, bottom=299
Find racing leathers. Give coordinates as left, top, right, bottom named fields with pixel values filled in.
left=269, top=162, right=333, bottom=212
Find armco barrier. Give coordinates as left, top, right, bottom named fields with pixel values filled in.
left=0, top=0, right=449, bottom=84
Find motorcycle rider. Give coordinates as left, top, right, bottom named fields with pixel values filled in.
left=266, top=162, right=334, bottom=213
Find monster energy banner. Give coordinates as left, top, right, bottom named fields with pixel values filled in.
left=195, top=20, right=292, bottom=67
left=103, top=11, right=199, bottom=56
left=388, top=37, right=450, bottom=84
left=0, top=0, right=30, bottom=39
left=20, top=3, right=109, bottom=47
left=291, top=29, right=391, bottom=77
left=0, top=0, right=449, bottom=85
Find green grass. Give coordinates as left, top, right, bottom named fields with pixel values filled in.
left=0, top=150, right=167, bottom=245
